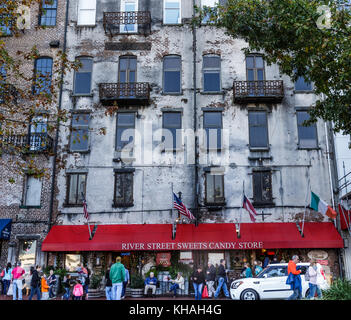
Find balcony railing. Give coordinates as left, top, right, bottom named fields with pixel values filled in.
left=99, top=82, right=150, bottom=106
left=103, top=11, right=151, bottom=36
left=233, top=80, right=284, bottom=103
left=0, top=133, right=53, bottom=153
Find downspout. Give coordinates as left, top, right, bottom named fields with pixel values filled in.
left=192, top=0, right=199, bottom=226
left=48, top=0, right=70, bottom=235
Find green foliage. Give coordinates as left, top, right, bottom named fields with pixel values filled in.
left=322, top=279, right=351, bottom=300
left=130, top=273, right=144, bottom=289
left=204, top=0, right=351, bottom=134
left=90, top=273, right=103, bottom=289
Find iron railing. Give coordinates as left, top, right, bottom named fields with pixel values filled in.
left=233, top=80, right=284, bottom=103
left=99, top=82, right=150, bottom=105
left=0, top=133, right=53, bottom=153
left=103, top=11, right=151, bottom=35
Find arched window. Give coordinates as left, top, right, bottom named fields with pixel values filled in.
left=33, top=57, right=53, bottom=95
left=163, top=55, right=181, bottom=94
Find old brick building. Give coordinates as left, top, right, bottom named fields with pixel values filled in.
left=0, top=0, right=67, bottom=277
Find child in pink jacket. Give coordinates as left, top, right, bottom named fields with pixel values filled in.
left=73, top=280, right=84, bottom=300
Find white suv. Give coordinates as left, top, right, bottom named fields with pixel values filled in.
left=230, top=263, right=329, bottom=300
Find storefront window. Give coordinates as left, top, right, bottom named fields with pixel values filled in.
left=208, top=252, right=224, bottom=267
left=18, top=240, right=37, bottom=273
left=65, top=254, right=82, bottom=271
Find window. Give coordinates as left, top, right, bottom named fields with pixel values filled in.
left=295, top=76, right=312, bottom=91
left=24, top=175, right=42, bottom=206
left=114, top=171, right=134, bottom=207
left=203, top=55, right=221, bottom=92
left=204, top=111, right=222, bottom=151
left=252, top=170, right=273, bottom=205
left=0, top=65, right=6, bottom=104
left=39, top=0, right=57, bottom=26
left=201, top=0, right=217, bottom=24
left=120, top=0, right=138, bottom=33
left=70, top=113, right=90, bottom=152
left=66, top=173, right=87, bottom=205
left=18, top=240, right=37, bottom=273
left=248, top=111, right=268, bottom=149
left=162, top=112, right=182, bottom=150
left=164, top=0, right=181, bottom=24
left=29, top=115, right=48, bottom=151
left=0, top=4, right=12, bottom=36
left=259, top=266, right=287, bottom=278
left=74, top=57, right=93, bottom=95
left=246, top=55, right=265, bottom=95
left=119, top=56, right=137, bottom=83
left=163, top=55, right=181, bottom=94
left=296, top=110, right=318, bottom=148
left=116, top=113, right=135, bottom=151
left=77, top=0, right=96, bottom=26
left=65, top=254, right=82, bottom=272
left=33, top=57, right=53, bottom=95
left=205, top=172, right=225, bottom=204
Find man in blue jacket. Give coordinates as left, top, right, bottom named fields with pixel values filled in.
left=144, top=272, right=157, bottom=297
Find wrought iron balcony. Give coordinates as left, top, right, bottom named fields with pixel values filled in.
left=0, top=133, right=53, bottom=153
left=103, top=11, right=151, bottom=36
left=99, top=82, right=150, bottom=106
left=233, top=80, right=284, bottom=103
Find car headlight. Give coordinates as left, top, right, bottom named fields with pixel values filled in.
left=231, top=281, right=244, bottom=289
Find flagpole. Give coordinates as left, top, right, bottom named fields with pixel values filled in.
left=301, top=169, right=311, bottom=237
left=82, top=192, right=92, bottom=240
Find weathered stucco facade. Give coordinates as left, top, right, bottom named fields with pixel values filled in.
left=56, top=0, right=337, bottom=230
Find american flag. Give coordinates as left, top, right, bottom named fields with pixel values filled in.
left=173, top=193, right=195, bottom=221
left=243, top=195, right=257, bottom=223
left=82, top=193, right=89, bottom=220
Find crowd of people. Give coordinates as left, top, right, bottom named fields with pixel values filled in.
left=0, top=254, right=326, bottom=300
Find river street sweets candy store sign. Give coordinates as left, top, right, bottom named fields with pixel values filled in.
left=121, top=241, right=264, bottom=251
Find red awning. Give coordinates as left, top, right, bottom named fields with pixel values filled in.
left=41, top=222, right=344, bottom=252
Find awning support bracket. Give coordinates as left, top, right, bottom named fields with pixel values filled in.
left=89, top=224, right=98, bottom=240
left=296, top=222, right=304, bottom=238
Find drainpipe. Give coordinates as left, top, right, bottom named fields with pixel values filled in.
left=192, top=0, right=199, bottom=226
left=47, top=0, right=70, bottom=237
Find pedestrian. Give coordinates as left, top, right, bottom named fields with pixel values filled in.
left=105, top=263, right=113, bottom=300
left=28, top=265, right=41, bottom=300
left=1, top=262, right=12, bottom=295
left=121, top=267, right=130, bottom=299
left=315, top=261, right=326, bottom=299
left=205, top=262, right=216, bottom=298
left=83, top=268, right=90, bottom=300
left=77, top=263, right=88, bottom=287
left=214, top=259, right=230, bottom=299
left=253, top=260, right=263, bottom=276
left=11, top=261, right=25, bottom=300
left=48, top=269, right=57, bottom=299
left=110, top=256, right=125, bottom=300
left=243, top=263, right=253, bottom=278
left=271, top=256, right=279, bottom=264
left=62, top=274, right=71, bottom=300
left=41, top=273, right=50, bottom=300
left=263, top=254, right=270, bottom=268
left=169, top=272, right=185, bottom=298
left=144, top=272, right=157, bottom=297
left=307, top=259, right=321, bottom=299
left=72, top=280, right=84, bottom=300
left=286, top=255, right=302, bottom=300
left=191, top=266, right=205, bottom=300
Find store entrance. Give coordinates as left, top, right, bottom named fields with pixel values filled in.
left=112, top=252, right=131, bottom=270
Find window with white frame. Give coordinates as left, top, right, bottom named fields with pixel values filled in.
left=201, top=0, right=218, bottom=24
left=203, top=55, right=221, bottom=92
left=24, top=175, right=42, bottom=206
left=77, top=0, right=96, bottom=26
left=164, top=0, right=181, bottom=24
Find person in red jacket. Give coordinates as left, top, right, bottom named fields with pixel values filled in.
left=287, top=255, right=302, bottom=300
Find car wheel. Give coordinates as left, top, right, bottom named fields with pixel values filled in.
left=240, top=289, right=258, bottom=300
